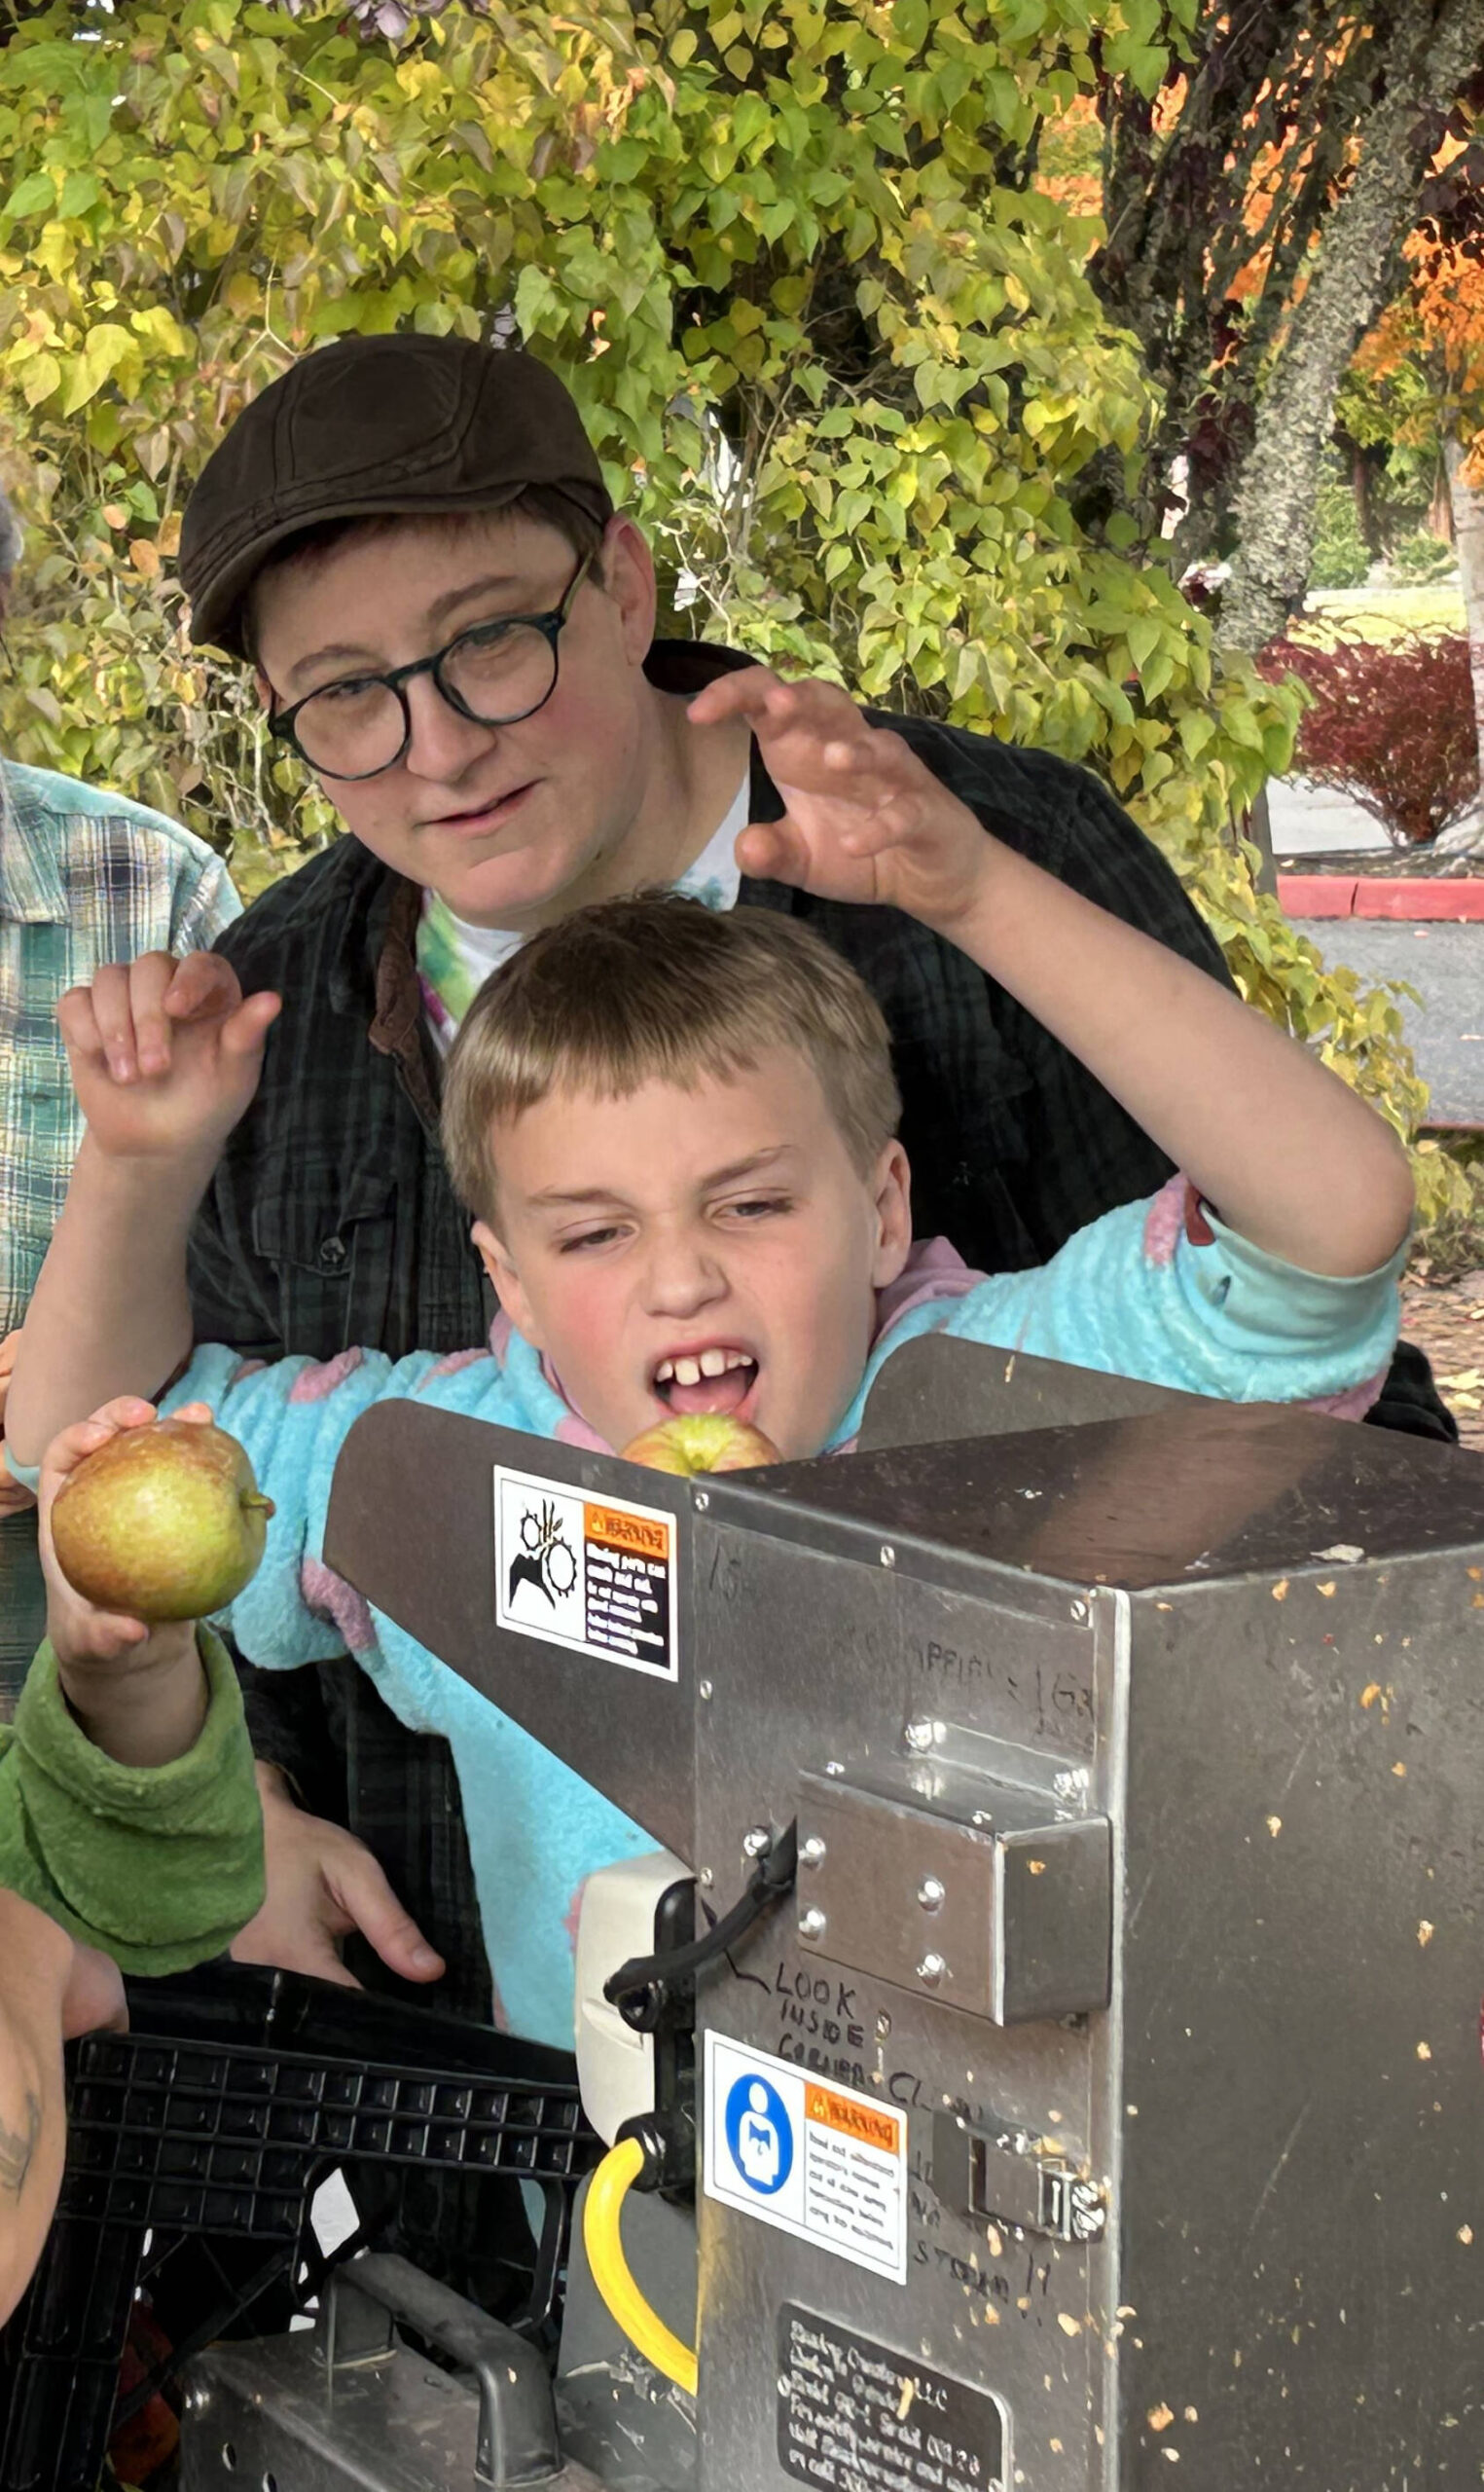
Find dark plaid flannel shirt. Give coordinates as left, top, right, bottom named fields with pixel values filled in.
left=192, top=639, right=1452, bottom=2024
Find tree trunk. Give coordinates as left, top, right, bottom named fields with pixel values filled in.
left=1430, top=453, right=1456, bottom=544
left=1443, top=428, right=1484, bottom=826
left=1217, top=0, right=1484, bottom=658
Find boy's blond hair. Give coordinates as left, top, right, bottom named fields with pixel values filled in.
left=441, top=893, right=902, bottom=1228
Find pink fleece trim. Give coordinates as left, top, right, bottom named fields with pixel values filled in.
left=871, top=1236, right=980, bottom=1344
left=416, top=1346, right=489, bottom=1389
left=1302, top=1368, right=1387, bottom=1422
left=299, top=1556, right=377, bottom=1654
left=1142, top=1173, right=1188, bottom=1268
left=228, top=1357, right=267, bottom=1388
left=287, top=1346, right=364, bottom=1404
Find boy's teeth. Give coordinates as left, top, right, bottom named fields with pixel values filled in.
left=699, top=1348, right=728, bottom=1377
left=673, top=1356, right=702, bottom=1387
left=656, top=1360, right=674, bottom=1383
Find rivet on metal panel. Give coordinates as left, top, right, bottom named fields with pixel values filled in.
left=880, top=1543, right=897, bottom=1568
left=918, top=1876, right=947, bottom=1913
left=799, top=1835, right=827, bottom=1870
left=693, top=1489, right=709, bottom=1511
left=905, top=1716, right=940, bottom=1753
left=798, top=1906, right=828, bottom=1942
left=699, top=1867, right=714, bottom=1888
left=917, top=1952, right=947, bottom=1985
left=742, top=1825, right=772, bottom=1858
left=698, top=1679, right=713, bottom=1701
left=971, top=1811, right=993, bottom=1829
left=824, top=1759, right=845, bottom=1777
left=1069, top=1596, right=1090, bottom=1624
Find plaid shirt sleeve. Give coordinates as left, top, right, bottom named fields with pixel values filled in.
left=0, top=762, right=240, bottom=1338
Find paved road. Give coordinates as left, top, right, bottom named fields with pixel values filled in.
left=1269, top=779, right=1391, bottom=856
left=1290, top=919, right=1484, bottom=1127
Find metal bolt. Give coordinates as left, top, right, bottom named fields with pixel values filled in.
left=875, top=2010, right=892, bottom=2040
left=698, top=1679, right=713, bottom=1701
left=693, top=1489, right=709, bottom=1512
left=698, top=1866, right=714, bottom=1889
left=799, top=1834, right=827, bottom=1870
left=880, top=1543, right=896, bottom=1568
left=1069, top=1596, right=1090, bottom=1625
left=916, top=1951, right=947, bottom=1986
left=918, top=1875, right=946, bottom=1913
left=824, top=1759, right=845, bottom=1777
left=971, top=1810, right=993, bottom=1829
left=742, top=1825, right=772, bottom=1858
left=905, top=1716, right=939, bottom=1753
left=798, top=1906, right=828, bottom=1942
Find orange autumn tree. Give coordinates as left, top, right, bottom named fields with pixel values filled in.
left=1344, top=224, right=1484, bottom=832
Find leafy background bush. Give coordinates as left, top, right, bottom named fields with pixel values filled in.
left=1307, top=478, right=1372, bottom=590
left=0, top=0, right=1464, bottom=1223
left=1388, top=528, right=1460, bottom=584
left=1260, top=630, right=1479, bottom=846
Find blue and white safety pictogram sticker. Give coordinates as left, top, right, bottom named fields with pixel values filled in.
left=704, top=2034, right=907, bottom=2282
left=724, top=2072, right=794, bottom=2196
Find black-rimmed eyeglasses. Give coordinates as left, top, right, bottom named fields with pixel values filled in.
left=268, top=552, right=593, bottom=783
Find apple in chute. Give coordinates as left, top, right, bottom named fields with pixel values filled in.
left=620, top=1413, right=780, bottom=1476
left=50, top=1417, right=274, bottom=1622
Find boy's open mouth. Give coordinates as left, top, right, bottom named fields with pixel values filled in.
left=651, top=1345, right=758, bottom=1419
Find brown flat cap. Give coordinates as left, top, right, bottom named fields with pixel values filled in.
left=180, top=336, right=611, bottom=658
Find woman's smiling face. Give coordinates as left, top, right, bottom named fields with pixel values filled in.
left=472, top=1049, right=913, bottom=1461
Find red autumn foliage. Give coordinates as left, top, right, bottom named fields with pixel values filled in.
left=1259, top=631, right=1479, bottom=846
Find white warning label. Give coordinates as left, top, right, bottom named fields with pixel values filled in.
left=704, top=2033, right=907, bottom=2283
left=493, top=1466, right=677, bottom=1679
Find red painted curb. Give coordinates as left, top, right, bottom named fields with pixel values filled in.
left=1278, top=872, right=1484, bottom=922
left=1355, top=879, right=1484, bottom=921
left=1277, top=875, right=1357, bottom=917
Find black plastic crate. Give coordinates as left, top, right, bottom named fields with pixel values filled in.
left=0, top=1961, right=601, bottom=2492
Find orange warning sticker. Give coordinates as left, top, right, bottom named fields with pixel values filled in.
left=805, top=2086, right=901, bottom=2156
left=584, top=1502, right=670, bottom=1562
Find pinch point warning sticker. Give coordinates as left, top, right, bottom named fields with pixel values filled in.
left=493, top=1466, right=677, bottom=1679
left=704, top=2033, right=907, bottom=2283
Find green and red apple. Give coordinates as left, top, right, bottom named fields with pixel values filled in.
left=51, top=1417, right=274, bottom=1622
left=620, top=1413, right=780, bottom=1476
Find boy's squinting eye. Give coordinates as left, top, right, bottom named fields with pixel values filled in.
left=721, top=1193, right=794, bottom=1223
left=558, top=1223, right=629, bottom=1254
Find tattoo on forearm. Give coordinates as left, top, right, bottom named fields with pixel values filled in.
left=0, top=2093, right=42, bottom=2198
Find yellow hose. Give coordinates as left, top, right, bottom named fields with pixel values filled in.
left=582, top=2136, right=699, bottom=2397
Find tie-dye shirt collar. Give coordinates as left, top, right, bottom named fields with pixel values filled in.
left=416, top=773, right=751, bottom=1049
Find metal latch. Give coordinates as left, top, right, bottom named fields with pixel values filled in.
left=931, top=2110, right=1106, bottom=2245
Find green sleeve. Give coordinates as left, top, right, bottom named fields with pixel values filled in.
left=0, top=1629, right=265, bottom=1974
